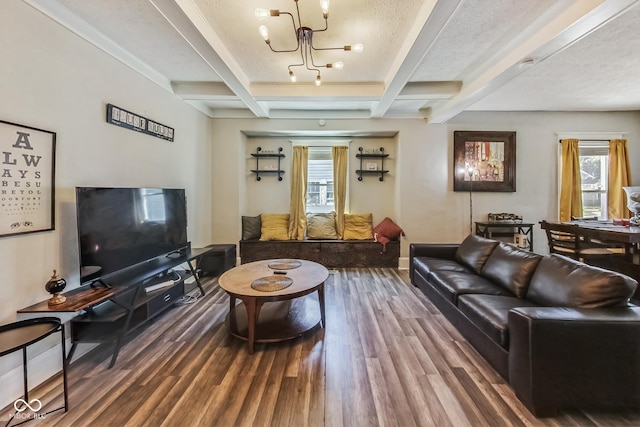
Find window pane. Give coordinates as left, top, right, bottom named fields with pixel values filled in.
left=578, top=145, right=608, bottom=219
left=307, top=147, right=334, bottom=213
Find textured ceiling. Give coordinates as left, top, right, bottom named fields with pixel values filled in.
left=31, top=0, right=640, bottom=120
left=468, top=3, right=640, bottom=111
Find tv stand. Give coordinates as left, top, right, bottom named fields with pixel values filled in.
left=18, top=246, right=222, bottom=368
left=89, top=279, right=112, bottom=289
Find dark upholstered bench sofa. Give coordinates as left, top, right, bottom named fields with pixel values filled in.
left=240, top=239, right=400, bottom=268
left=410, top=234, right=640, bottom=417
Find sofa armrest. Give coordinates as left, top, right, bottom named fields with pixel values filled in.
left=508, top=306, right=640, bottom=416
left=409, top=243, right=460, bottom=283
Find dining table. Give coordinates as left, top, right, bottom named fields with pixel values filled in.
left=542, top=220, right=640, bottom=263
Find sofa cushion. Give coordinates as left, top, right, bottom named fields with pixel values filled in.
left=458, top=294, right=540, bottom=348
left=343, top=213, right=374, bottom=240
left=481, top=243, right=543, bottom=298
left=527, top=255, right=637, bottom=308
left=413, top=257, right=471, bottom=279
left=454, top=234, right=499, bottom=274
left=241, top=215, right=262, bottom=240
left=306, top=212, right=338, bottom=239
left=259, top=213, right=290, bottom=241
left=429, top=270, right=512, bottom=305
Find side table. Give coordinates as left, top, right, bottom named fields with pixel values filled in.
left=475, top=221, right=535, bottom=251
left=0, top=317, right=68, bottom=426
left=199, top=244, right=236, bottom=277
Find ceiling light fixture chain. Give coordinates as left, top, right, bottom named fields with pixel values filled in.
left=255, top=0, right=363, bottom=85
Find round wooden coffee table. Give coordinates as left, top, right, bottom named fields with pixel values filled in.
left=218, top=259, right=329, bottom=353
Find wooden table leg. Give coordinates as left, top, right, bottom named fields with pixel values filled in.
left=241, top=296, right=264, bottom=354
left=318, top=282, right=326, bottom=328
left=229, top=295, right=236, bottom=312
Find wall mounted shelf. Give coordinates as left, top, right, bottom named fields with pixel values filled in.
left=355, top=147, right=389, bottom=181
left=250, top=147, right=285, bottom=181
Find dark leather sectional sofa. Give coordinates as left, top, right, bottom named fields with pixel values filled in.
left=410, top=234, right=640, bottom=417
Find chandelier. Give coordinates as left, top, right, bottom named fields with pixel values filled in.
left=255, top=0, right=363, bottom=86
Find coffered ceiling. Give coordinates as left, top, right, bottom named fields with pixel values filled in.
left=25, top=0, right=640, bottom=122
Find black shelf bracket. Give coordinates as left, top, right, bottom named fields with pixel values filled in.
left=251, top=147, right=285, bottom=181
left=355, top=147, right=389, bottom=181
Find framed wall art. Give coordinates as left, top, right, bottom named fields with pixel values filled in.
left=0, top=120, right=56, bottom=237
left=453, top=130, right=516, bottom=192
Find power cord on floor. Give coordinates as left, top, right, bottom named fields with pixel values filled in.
left=175, top=285, right=203, bottom=305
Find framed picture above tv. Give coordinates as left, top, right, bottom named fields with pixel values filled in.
left=0, top=120, right=56, bottom=237
left=453, top=130, right=516, bottom=192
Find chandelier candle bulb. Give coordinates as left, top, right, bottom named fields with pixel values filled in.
left=259, top=25, right=269, bottom=42
left=255, top=8, right=269, bottom=19
left=320, top=0, right=330, bottom=15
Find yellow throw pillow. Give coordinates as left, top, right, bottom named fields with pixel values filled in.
left=260, top=214, right=290, bottom=240
left=343, top=213, right=374, bottom=240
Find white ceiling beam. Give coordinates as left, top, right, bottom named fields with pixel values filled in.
left=429, top=0, right=640, bottom=123
left=371, top=0, right=465, bottom=118
left=251, top=83, right=384, bottom=98
left=149, top=0, right=268, bottom=118
left=397, top=82, right=462, bottom=100
left=268, top=110, right=373, bottom=120
left=172, top=82, right=237, bottom=99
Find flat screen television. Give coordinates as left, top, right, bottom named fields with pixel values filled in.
left=76, top=187, right=188, bottom=286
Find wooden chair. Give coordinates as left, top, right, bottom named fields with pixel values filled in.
left=540, top=220, right=615, bottom=264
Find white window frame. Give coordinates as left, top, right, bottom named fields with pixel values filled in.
left=291, top=139, right=351, bottom=214
left=556, top=132, right=625, bottom=220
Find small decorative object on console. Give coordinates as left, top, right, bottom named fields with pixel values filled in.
left=45, top=269, right=67, bottom=305
left=487, top=213, right=523, bottom=223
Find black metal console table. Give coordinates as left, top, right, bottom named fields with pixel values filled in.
left=475, top=221, right=535, bottom=251
left=18, top=246, right=218, bottom=369
left=0, top=317, right=68, bottom=426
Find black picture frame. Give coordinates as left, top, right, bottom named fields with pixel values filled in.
left=453, top=130, right=516, bottom=192
left=0, top=120, right=56, bottom=237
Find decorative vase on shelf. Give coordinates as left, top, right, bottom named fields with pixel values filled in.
left=622, top=186, right=640, bottom=226
left=45, top=269, right=67, bottom=306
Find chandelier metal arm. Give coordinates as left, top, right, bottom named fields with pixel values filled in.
left=266, top=12, right=301, bottom=53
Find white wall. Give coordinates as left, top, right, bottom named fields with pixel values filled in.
left=242, top=137, right=398, bottom=221
left=211, top=113, right=640, bottom=262
left=0, top=1, right=212, bottom=409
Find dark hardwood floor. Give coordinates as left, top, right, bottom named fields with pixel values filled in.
left=3, top=268, right=640, bottom=426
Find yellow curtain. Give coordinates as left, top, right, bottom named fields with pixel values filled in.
left=332, top=146, right=348, bottom=239
left=559, top=139, right=583, bottom=222
left=608, top=139, right=632, bottom=219
left=289, top=146, right=308, bottom=240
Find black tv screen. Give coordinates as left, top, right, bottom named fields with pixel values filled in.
left=76, top=187, right=188, bottom=285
